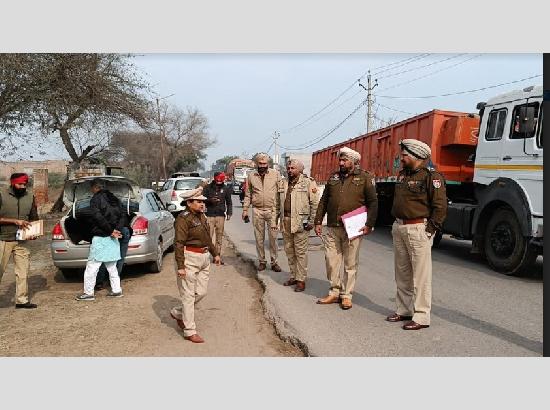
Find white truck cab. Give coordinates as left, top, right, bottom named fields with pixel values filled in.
left=470, top=85, right=543, bottom=274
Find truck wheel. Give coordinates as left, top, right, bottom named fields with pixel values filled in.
left=432, top=231, right=443, bottom=248
left=484, top=208, right=537, bottom=275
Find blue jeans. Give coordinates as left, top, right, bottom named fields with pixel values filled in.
left=96, top=227, right=131, bottom=283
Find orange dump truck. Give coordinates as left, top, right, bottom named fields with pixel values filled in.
left=311, top=110, right=480, bottom=185
left=311, top=110, right=480, bottom=225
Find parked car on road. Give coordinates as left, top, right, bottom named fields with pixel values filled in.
left=158, top=176, right=206, bottom=213
left=50, top=176, right=176, bottom=279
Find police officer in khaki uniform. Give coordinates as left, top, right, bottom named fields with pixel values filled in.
left=170, top=187, right=221, bottom=343
left=314, top=147, right=378, bottom=310
left=0, top=173, right=39, bottom=309
left=242, top=153, right=282, bottom=272
left=271, top=159, right=319, bottom=292
left=386, top=139, right=447, bottom=330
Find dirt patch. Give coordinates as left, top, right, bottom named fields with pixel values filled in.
left=0, top=223, right=302, bottom=357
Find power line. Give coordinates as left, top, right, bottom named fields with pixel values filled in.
left=377, top=54, right=466, bottom=80
left=375, top=102, right=416, bottom=116
left=378, top=54, right=483, bottom=92
left=280, top=98, right=369, bottom=151
left=280, top=54, right=429, bottom=133
left=370, top=54, right=432, bottom=76
left=376, top=74, right=542, bottom=99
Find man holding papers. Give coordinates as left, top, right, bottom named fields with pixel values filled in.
left=314, top=147, right=378, bottom=310
left=386, top=139, right=447, bottom=330
left=0, top=173, right=39, bottom=309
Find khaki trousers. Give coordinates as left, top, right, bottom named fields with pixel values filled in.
left=323, top=226, right=363, bottom=300
left=392, top=221, right=434, bottom=326
left=171, top=250, right=210, bottom=337
left=208, top=216, right=225, bottom=256
left=282, top=217, right=309, bottom=282
left=0, top=240, right=30, bottom=304
left=252, top=207, right=278, bottom=265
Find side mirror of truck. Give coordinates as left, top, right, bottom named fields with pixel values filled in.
left=517, top=106, right=536, bottom=135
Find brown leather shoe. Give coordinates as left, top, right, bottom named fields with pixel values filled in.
left=184, top=334, right=205, bottom=343
left=316, top=294, right=340, bottom=304
left=283, top=278, right=297, bottom=286
left=294, top=281, right=305, bottom=292
left=340, top=298, right=352, bottom=310
left=271, top=263, right=282, bottom=272
left=402, top=321, right=429, bottom=330
left=170, top=311, right=186, bottom=330
left=258, top=262, right=267, bottom=271
left=386, top=313, right=413, bottom=322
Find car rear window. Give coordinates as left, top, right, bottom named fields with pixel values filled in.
left=175, top=179, right=203, bottom=190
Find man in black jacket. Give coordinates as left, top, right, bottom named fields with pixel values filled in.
left=203, top=172, right=232, bottom=264
left=87, top=179, right=133, bottom=291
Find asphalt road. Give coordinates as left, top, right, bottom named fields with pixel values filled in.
left=225, top=197, right=543, bottom=356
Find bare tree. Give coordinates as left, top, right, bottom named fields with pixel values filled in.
left=107, top=103, right=216, bottom=186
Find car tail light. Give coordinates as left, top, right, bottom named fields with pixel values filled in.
left=171, top=190, right=178, bottom=200
left=52, top=222, right=65, bottom=240
left=132, top=216, right=149, bottom=235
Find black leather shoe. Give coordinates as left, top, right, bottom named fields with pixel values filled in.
left=402, top=321, right=429, bottom=330
left=15, top=302, right=37, bottom=309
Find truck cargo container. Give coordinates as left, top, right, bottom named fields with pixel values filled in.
left=310, top=85, right=543, bottom=276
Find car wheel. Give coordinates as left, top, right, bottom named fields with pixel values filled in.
left=148, top=240, right=164, bottom=273
left=484, top=207, right=537, bottom=276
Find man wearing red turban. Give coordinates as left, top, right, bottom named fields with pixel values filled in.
left=0, top=173, right=39, bottom=309
left=202, top=172, right=233, bottom=264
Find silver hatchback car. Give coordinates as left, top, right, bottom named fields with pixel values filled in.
left=50, top=176, right=176, bottom=280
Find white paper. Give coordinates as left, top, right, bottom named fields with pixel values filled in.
left=342, top=212, right=367, bottom=240
left=16, top=220, right=44, bottom=240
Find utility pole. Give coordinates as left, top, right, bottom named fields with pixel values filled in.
left=273, top=131, right=280, bottom=171
left=359, top=71, right=378, bottom=134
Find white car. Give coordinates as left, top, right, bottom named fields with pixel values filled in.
left=158, top=176, right=206, bottom=213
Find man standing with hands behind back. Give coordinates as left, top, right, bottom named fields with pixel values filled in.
left=314, top=147, right=378, bottom=310
left=386, top=139, right=447, bottom=331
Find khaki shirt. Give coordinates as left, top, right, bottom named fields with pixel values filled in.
left=243, top=168, right=280, bottom=211
left=272, top=173, right=320, bottom=234
left=314, top=168, right=378, bottom=228
left=174, top=210, right=218, bottom=269
left=391, top=167, right=448, bottom=234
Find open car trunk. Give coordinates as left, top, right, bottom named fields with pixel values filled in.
left=60, top=176, right=142, bottom=246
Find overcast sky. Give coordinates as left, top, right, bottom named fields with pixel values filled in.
left=4, top=53, right=542, bottom=168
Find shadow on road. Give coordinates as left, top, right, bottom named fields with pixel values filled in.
left=151, top=294, right=184, bottom=333
left=0, top=274, right=48, bottom=308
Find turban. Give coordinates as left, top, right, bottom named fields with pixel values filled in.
left=287, top=159, right=304, bottom=171
left=10, top=174, right=29, bottom=185
left=214, top=172, right=226, bottom=183
left=399, top=139, right=431, bottom=160
left=180, top=187, right=207, bottom=201
left=254, top=152, right=270, bottom=163
left=338, top=146, right=361, bottom=163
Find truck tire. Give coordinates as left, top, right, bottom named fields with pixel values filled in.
left=483, top=208, right=537, bottom=276
left=432, top=231, right=443, bottom=248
